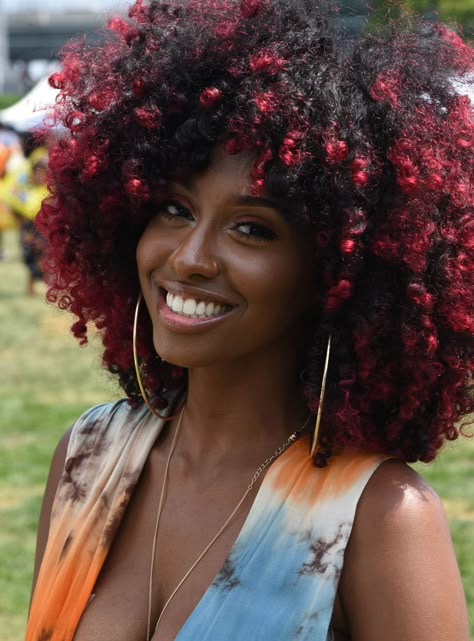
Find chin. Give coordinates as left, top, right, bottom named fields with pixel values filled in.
left=153, top=341, right=216, bottom=370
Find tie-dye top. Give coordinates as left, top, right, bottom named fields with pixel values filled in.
left=26, top=399, right=388, bottom=641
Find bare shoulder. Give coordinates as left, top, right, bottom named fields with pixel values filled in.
left=30, top=426, right=73, bottom=597
left=337, top=459, right=469, bottom=641
left=356, top=459, right=446, bottom=533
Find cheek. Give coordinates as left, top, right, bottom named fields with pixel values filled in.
left=136, top=237, right=151, bottom=293
left=234, top=249, right=313, bottom=316
left=136, top=227, right=166, bottom=280
left=269, top=251, right=315, bottom=319
left=136, top=234, right=146, bottom=270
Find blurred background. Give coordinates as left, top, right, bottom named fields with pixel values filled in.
left=0, top=0, right=472, bottom=99
left=0, top=0, right=126, bottom=97
left=0, top=1, right=473, bottom=640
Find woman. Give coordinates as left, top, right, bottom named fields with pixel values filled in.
left=26, top=1, right=472, bottom=640
left=0, top=141, right=48, bottom=294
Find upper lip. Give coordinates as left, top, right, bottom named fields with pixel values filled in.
left=156, top=280, right=239, bottom=307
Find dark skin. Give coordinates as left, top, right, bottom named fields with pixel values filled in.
left=32, top=151, right=469, bottom=641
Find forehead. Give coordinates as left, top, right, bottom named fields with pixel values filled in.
left=172, top=148, right=257, bottom=197
left=167, top=147, right=298, bottom=221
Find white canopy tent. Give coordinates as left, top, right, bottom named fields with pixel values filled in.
left=0, top=76, right=59, bottom=132
left=0, top=71, right=472, bottom=134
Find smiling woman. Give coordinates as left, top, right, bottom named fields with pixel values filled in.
left=137, top=150, right=315, bottom=369
left=25, top=1, right=473, bottom=641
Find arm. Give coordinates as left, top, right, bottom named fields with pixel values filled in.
left=339, top=460, right=469, bottom=641
left=30, top=427, right=73, bottom=600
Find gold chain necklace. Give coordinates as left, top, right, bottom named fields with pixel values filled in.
left=146, top=409, right=310, bottom=641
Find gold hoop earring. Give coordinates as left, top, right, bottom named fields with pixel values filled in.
left=133, top=293, right=182, bottom=421
left=310, top=335, right=332, bottom=457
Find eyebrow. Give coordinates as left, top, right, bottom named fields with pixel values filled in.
left=231, top=194, right=283, bottom=213
left=170, top=175, right=284, bottom=215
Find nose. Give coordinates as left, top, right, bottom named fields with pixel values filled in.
left=168, top=224, right=221, bottom=280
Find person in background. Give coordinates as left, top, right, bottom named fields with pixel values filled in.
left=0, top=139, right=48, bottom=294
left=0, top=127, right=20, bottom=259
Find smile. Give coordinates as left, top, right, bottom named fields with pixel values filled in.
left=165, top=291, right=232, bottom=318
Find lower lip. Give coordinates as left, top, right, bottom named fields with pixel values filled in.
left=157, top=290, right=234, bottom=332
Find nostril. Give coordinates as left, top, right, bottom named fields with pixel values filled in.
left=168, top=234, right=221, bottom=279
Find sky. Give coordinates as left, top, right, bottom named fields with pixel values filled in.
left=1, top=0, right=127, bottom=12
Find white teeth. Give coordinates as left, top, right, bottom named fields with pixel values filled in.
left=164, top=291, right=229, bottom=319
left=196, top=301, right=206, bottom=316
left=171, top=295, right=184, bottom=313
left=183, top=298, right=196, bottom=315
left=205, top=302, right=215, bottom=316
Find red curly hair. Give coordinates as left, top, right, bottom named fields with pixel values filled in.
left=38, top=0, right=474, bottom=465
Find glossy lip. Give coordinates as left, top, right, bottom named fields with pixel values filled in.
left=154, top=282, right=238, bottom=332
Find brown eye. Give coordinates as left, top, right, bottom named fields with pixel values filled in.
left=233, top=221, right=277, bottom=241
left=158, top=201, right=193, bottom=221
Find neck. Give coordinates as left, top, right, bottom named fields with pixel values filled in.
left=173, top=346, right=309, bottom=470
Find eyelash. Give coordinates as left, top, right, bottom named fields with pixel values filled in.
left=157, top=201, right=192, bottom=221
left=232, top=222, right=277, bottom=241
left=156, top=200, right=278, bottom=242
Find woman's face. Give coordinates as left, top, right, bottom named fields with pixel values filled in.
left=136, top=149, right=316, bottom=369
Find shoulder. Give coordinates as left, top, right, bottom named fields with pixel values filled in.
left=68, top=398, right=137, bottom=446
left=31, top=399, right=136, bottom=593
left=354, top=459, right=446, bottom=536
left=67, top=399, right=130, bottom=443
left=336, top=460, right=469, bottom=641
left=36, top=401, right=127, bottom=532
left=347, top=460, right=452, bottom=581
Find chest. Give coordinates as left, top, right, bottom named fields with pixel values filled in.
left=70, top=445, right=351, bottom=641
left=73, top=457, right=259, bottom=641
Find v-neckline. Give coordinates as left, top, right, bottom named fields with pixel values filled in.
left=166, top=431, right=309, bottom=641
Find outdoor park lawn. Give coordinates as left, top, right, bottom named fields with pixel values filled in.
left=0, top=228, right=473, bottom=640
left=0, top=230, right=119, bottom=640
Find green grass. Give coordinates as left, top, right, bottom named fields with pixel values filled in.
left=0, top=229, right=473, bottom=639
left=0, top=230, right=119, bottom=639
left=0, top=94, right=22, bottom=110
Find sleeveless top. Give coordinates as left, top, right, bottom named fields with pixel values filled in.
left=25, top=400, right=389, bottom=641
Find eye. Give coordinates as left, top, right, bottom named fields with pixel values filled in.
left=157, top=200, right=194, bottom=222
left=233, top=221, right=278, bottom=242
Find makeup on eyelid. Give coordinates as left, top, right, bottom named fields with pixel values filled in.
left=153, top=196, right=280, bottom=242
